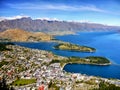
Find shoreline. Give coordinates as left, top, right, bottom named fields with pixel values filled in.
left=61, top=62, right=111, bottom=70
left=0, top=40, right=65, bottom=43
left=1, top=43, right=120, bottom=90
left=1, top=39, right=112, bottom=79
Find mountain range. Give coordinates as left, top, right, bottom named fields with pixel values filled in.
left=0, top=17, right=120, bottom=35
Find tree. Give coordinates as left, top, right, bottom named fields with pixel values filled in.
left=93, top=81, right=120, bottom=90
left=0, top=77, right=14, bottom=90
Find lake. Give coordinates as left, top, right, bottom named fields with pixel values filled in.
left=15, top=31, right=120, bottom=79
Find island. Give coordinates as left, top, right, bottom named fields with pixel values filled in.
left=54, top=43, right=96, bottom=52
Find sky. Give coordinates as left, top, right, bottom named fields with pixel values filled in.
left=0, top=0, right=120, bottom=26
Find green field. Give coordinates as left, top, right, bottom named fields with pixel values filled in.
left=12, top=79, right=36, bottom=86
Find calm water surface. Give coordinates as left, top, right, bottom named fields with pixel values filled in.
left=15, top=31, right=120, bottom=79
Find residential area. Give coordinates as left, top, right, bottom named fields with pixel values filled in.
left=0, top=44, right=120, bottom=90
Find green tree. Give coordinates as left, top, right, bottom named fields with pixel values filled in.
left=0, top=77, right=14, bottom=90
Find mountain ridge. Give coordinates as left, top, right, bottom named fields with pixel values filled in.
left=0, top=17, right=120, bottom=35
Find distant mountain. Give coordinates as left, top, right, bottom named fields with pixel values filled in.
left=0, top=17, right=120, bottom=35
left=0, top=28, right=52, bottom=42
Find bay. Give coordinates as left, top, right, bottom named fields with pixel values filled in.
left=15, top=31, right=120, bottom=79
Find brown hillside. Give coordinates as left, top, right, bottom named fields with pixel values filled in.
left=0, top=28, right=52, bottom=42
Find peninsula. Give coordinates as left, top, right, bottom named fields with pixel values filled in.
left=50, top=56, right=111, bottom=68
left=54, top=43, right=96, bottom=52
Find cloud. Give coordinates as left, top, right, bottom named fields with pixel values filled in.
left=7, top=3, right=106, bottom=13
left=35, top=17, right=60, bottom=21
left=0, top=15, right=61, bottom=22
left=0, top=15, right=29, bottom=21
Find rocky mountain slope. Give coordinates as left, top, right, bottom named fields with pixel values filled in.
left=0, top=17, right=120, bottom=35
left=0, top=28, right=52, bottom=42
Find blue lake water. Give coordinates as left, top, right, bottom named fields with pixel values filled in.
left=15, top=31, right=120, bottom=79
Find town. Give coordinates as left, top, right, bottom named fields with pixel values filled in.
left=0, top=44, right=120, bottom=90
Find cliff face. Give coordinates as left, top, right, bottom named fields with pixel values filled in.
left=0, top=17, right=120, bottom=35
left=0, top=28, right=52, bottom=42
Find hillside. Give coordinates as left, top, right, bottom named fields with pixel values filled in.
left=0, top=17, right=120, bottom=35
left=0, top=28, right=52, bottom=42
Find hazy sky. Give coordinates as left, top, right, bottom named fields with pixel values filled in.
left=0, top=0, right=120, bottom=26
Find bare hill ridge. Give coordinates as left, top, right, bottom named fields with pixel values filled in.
left=0, top=28, right=52, bottom=42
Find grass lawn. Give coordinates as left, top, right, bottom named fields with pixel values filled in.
left=12, top=79, right=36, bottom=86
